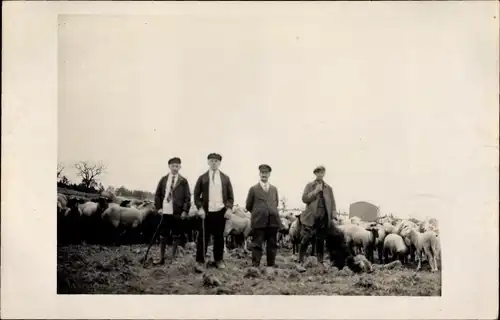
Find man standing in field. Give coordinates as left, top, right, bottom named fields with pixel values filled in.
left=193, top=153, right=235, bottom=272
left=245, top=164, right=281, bottom=268
left=297, top=165, right=337, bottom=272
left=154, top=157, right=192, bottom=265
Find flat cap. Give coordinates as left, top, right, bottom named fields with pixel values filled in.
left=258, top=164, right=272, bottom=172
left=207, top=153, right=222, bottom=161
left=168, top=157, right=181, bottom=165
left=313, top=165, right=326, bottom=174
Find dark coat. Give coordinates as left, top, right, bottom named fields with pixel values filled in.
left=154, top=174, right=191, bottom=215
left=245, top=183, right=280, bottom=229
left=193, top=170, right=234, bottom=213
left=300, top=180, right=337, bottom=228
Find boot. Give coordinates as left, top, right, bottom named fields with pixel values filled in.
left=154, top=241, right=167, bottom=265
left=266, top=253, right=276, bottom=267
left=252, top=251, right=262, bottom=267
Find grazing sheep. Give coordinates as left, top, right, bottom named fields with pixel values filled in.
left=100, top=190, right=117, bottom=203
left=57, top=196, right=82, bottom=244
left=374, top=222, right=398, bottom=263
left=404, top=228, right=440, bottom=272
left=224, top=213, right=252, bottom=251
left=233, top=206, right=251, bottom=220
left=101, top=202, right=157, bottom=245
left=277, top=217, right=291, bottom=247
left=383, top=233, right=408, bottom=264
left=350, top=227, right=379, bottom=263
left=78, top=197, right=109, bottom=244
left=350, top=216, right=362, bottom=225
left=324, top=221, right=352, bottom=270
left=338, top=224, right=377, bottom=259
left=396, top=219, right=418, bottom=237
left=289, top=216, right=302, bottom=255
left=336, top=215, right=350, bottom=225
left=57, top=194, right=68, bottom=212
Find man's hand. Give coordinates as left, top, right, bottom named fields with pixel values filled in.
left=224, top=208, right=233, bottom=219
left=181, top=211, right=188, bottom=219
left=314, top=183, right=323, bottom=194
left=198, top=207, right=206, bottom=220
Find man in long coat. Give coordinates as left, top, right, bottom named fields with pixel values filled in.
left=193, top=153, right=234, bottom=272
left=297, top=165, right=337, bottom=272
left=245, top=164, right=280, bottom=267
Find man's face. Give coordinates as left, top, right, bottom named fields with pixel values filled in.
left=315, top=170, right=325, bottom=180
left=207, top=159, right=221, bottom=171
left=259, top=171, right=270, bottom=182
left=169, top=163, right=181, bottom=174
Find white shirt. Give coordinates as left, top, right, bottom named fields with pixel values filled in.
left=259, top=181, right=270, bottom=192
left=208, top=170, right=224, bottom=212
left=161, top=173, right=178, bottom=215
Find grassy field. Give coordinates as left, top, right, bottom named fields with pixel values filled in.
left=57, top=244, right=441, bottom=296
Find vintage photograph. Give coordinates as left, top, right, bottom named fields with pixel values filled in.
left=56, top=14, right=443, bottom=296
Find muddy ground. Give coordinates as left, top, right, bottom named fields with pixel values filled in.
left=57, top=244, right=441, bottom=295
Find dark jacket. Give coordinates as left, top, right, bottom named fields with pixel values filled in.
left=245, top=183, right=280, bottom=229
left=193, top=170, right=234, bottom=213
left=300, top=180, right=337, bottom=228
left=154, top=174, right=191, bottom=214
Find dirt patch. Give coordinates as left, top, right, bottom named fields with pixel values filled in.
left=57, top=244, right=441, bottom=295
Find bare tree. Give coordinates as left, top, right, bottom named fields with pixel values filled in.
left=74, top=161, right=106, bottom=189
left=57, top=163, right=65, bottom=179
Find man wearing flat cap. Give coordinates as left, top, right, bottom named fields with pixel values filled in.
left=297, top=165, right=337, bottom=272
left=154, top=157, right=192, bottom=265
left=193, top=153, right=235, bottom=271
left=245, top=164, right=281, bottom=268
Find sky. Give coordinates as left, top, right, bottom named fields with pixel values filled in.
left=57, top=9, right=498, bottom=220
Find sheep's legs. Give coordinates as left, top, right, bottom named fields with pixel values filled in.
left=416, top=251, right=422, bottom=271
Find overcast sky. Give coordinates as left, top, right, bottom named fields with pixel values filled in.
left=58, top=8, right=497, bottom=220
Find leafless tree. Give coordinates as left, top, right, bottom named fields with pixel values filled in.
left=74, top=161, right=106, bottom=189
left=57, top=163, right=65, bottom=179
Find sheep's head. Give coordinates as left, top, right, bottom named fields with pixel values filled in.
left=366, top=227, right=379, bottom=240
left=65, top=198, right=82, bottom=218
left=97, top=196, right=110, bottom=212
left=120, top=200, right=132, bottom=207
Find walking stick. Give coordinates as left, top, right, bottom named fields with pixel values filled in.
left=201, top=214, right=206, bottom=263
left=142, top=214, right=164, bottom=266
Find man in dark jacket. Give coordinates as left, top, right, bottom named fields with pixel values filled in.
left=245, top=164, right=280, bottom=268
left=154, top=157, right=191, bottom=265
left=193, top=153, right=234, bottom=271
left=297, top=165, right=337, bottom=272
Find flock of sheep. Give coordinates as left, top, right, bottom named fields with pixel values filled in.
left=57, top=190, right=441, bottom=273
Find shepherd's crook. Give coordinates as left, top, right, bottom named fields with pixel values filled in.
left=142, top=214, right=164, bottom=266
left=201, top=215, right=206, bottom=262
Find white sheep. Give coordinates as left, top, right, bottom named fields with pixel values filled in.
left=404, top=228, right=440, bottom=272
left=223, top=213, right=252, bottom=251
left=339, top=224, right=379, bottom=262
left=383, top=233, right=409, bottom=264
left=289, top=218, right=302, bottom=255
left=101, top=202, right=157, bottom=244
left=350, top=216, right=362, bottom=225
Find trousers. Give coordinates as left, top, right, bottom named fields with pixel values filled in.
left=195, top=208, right=226, bottom=263
left=251, top=227, right=278, bottom=267
left=298, top=205, right=329, bottom=263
